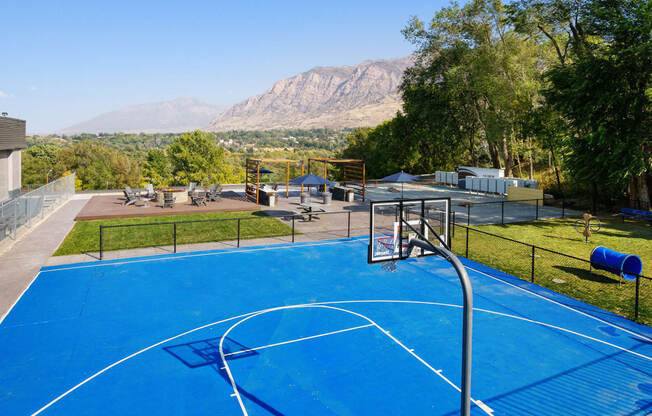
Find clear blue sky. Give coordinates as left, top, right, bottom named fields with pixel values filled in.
left=1, top=1, right=447, bottom=133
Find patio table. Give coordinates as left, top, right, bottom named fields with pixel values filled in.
left=299, top=202, right=326, bottom=221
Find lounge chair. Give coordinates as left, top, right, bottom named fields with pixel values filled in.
left=123, top=187, right=141, bottom=206
left=190, top=194, right=207, bottom=206
left=205, top=184, right=222, bottom=202
left=142, top=183, right=157, bottom=199
left=187, top=182, right=197, bottom=196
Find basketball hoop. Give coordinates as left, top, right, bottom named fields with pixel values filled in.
left=377, top=236, right=409, bottom=253
left=381, top=260, right=398, bottom=273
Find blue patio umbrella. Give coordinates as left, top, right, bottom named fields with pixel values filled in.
left=289, top=174, right=336, bottom=202
left=380, top=170, right=421, bottom=199
left=248, top=168, right=274, bottom=174
left=248, top=168, right=274, bottom=183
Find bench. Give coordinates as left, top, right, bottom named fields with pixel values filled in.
left=299, top=203, right=326, bottom=221
left=617, top=207, right=652, bottom=222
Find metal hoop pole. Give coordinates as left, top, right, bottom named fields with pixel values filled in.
left=406, top=239, right=473, bottom=416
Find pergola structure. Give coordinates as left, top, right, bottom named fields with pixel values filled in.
left=307, top=158, right=366, bottom=201
left=245, top=158, right=304, bottom=204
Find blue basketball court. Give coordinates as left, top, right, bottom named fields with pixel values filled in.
left=1, top=238, right=651, bottom=415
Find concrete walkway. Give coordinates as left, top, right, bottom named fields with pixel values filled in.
left=0, top=198, right=88, bottom=319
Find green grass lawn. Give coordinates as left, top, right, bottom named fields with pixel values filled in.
left=55, top=211, right=295, bottom=256
left=450, top=216, right=652, bottom=325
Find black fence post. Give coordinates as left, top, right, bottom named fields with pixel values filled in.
left=635, top=276, right=640, bottom=320
left=466, top=204, right=471, bottom=226
left=99, top=225, right=103, bottom=260
left=452, top=211, right=456, bottom=238
left=173, top=223, right=177, bottom=253
left=465, top=226, right=469, bottom=258
left=531, top=245, right=536, bottom=282
left=535, top=199, right=539, bottom=220
left=399, top=201, right=404, bottom=259
left=501, top=200, right=504, bottom=225
left=347, top=211, right=351, bottom=238
left=237, top=219, right=241, bottom=248
left=450, top=222, right=453, bottom=250
left=292, top=216, right=295, bottom=243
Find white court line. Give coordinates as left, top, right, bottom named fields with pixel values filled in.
left=30, top=308, right=264, bottom=416
left=317, top=300, right=652, bottom=361
left=38, top=237, right=651, bottom=344
left=456, top=261, right=652, bottom=342
left=0, top=271, right=42, bottom=325
left=29, top=299, right=650, bottom=415
left=38, top=239, right=362, bottom=273
left=218, top=304, right=493, bottom=416
left=224, top=324, right=374, bottom=357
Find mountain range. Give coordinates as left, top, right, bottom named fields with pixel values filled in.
left=206, top=56, right=411, bottom=131
left=58, top=56, right=411, bottom=134
left=59, top=98, right=226, bottom=134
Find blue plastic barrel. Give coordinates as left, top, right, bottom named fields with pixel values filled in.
left=590, top=246, right=643, bottom=281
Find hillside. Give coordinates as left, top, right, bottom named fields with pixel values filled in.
left=59, top=97, right=226, bottom=134
left=206, top=57, right=411, bottom=131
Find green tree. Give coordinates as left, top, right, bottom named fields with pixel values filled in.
left=167, top=130, right=232, bottom=185
left=544, top=0, right=651, bottom=204
left=508, top=0, right=590, bottom=66
left=401, top=0, right=546, bottom=177
left=21, top=144, right=62, bottom=185
left=56, top=141, right=141, bottom=190
left=142, top=149, right=172, bottom=187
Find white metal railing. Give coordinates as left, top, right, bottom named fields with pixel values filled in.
left=0, top=173, right=76, bottom=242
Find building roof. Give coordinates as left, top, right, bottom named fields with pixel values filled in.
left=0, top=116, right=27, bottom=151
left=456, top=166, right=504, bottom=178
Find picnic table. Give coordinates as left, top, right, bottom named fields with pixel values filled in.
left=299, top=202, right=326, bottom=221
left=617, top=207, right=652, bottom=222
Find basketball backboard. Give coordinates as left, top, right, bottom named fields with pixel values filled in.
left=368, top=198, right=451, bottom=263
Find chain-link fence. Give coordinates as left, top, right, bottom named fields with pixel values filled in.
left=450, top=222, right=650, bottom=324
left=608, top=197, right=651, bottom=212
left=0, top=174, right=76, bottom=243
left=98, top=210, right=357, bottom=258
left=454, top=198, right=575, bottom=226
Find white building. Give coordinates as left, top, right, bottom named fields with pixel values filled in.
left=0, top=116, right=26, bottom=201
left=456, top=166, right=505, bottom=179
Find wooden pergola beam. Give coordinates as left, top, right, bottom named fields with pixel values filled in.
left=248, top=158, right=302, bottom=163
left=245, top=158, right=304, bottom=200
left=308, top=158, right=363, bottom=163
left=307, top=158, right=366, bottom=201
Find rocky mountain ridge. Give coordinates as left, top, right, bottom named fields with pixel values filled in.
left=206, top=56, right=411, bottom=131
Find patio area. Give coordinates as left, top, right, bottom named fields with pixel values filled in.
left=75, top=190, right=258, bottom=220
